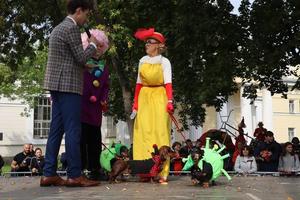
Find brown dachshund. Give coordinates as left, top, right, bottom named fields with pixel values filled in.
left=109, top=145, right=175, bottom=183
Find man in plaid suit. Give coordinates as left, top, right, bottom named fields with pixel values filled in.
left=41, top=0, right=101, bottom=187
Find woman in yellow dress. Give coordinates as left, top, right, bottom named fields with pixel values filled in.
left=132, top=28, right=174, bottom=184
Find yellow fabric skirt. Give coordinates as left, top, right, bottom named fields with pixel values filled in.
left=133, top=86, right=171, bottom=178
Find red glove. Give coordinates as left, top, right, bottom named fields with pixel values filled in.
left=167, top=102, right=174, bottom=114
left=165, top=83, right=174, bottom=114
left=132, top=83, right=143, bottom=111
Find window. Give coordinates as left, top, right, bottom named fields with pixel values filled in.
left=33, top=97, right=51, bottom=139
left=288, top=128, right=295, bottom=141
left=289, top=100, right=295, bottom=113
left=0, top=132, right=3, bottom=141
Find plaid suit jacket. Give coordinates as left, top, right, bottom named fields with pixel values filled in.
left=44, top=17, right=96, bottom=95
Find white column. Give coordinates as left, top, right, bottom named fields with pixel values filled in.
left=262, top=88, right=273, bottom=131
left=240, top=87, right=253, bottom=136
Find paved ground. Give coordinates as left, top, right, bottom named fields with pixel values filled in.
left=0, top=175, right=299, bottom=200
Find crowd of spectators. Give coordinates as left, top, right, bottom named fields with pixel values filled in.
left=0, top=143, right=45, bottom=176
left=170, top=122, right=300, bottom=176
left=1, top=122, right=300, bottom=177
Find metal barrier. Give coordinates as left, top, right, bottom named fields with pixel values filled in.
left=169, top=170, right=300, bottom=177
left=1, top=170, right=67, bottom=177
left=2, top=170, right=300, bottom=178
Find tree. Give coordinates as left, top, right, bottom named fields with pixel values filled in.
left=239, top=0, right=300, bottom=99
left=0, top=0, right=65, bottom=69
left=0, top=48, right=47, bottom=116
left=1, top=0, right=300, bottom=139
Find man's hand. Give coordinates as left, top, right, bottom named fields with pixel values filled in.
left=88, top=35, right=102, bottom=48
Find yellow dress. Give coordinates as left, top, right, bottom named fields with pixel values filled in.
left=133, top=62, right=171, bottom=178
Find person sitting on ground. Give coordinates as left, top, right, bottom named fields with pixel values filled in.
left=254, top=131, right=281, bottom=172
left=29, top=148, right=45, bottom=175
left=11, top=144, right=32, bottom=174
left=234, top=145, right=257, bottom=174
left=278, top=142, right=300, bottom=175
left=170, top=141, right=183, bottom=174
left=253, top=122, right=267, bottom=142
left=291, top=137, right=300, bottom=158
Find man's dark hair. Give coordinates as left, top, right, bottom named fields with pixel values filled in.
left=67, top=0, right=92, bottom=14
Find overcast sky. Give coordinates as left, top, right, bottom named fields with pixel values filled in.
left=230, top=0, right=242, bottom=14
left=230, top=0, right=254, bottom=14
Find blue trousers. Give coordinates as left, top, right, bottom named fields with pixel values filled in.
left=43, top=91, right=82, bottom=178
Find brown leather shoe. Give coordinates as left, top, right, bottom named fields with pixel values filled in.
left=40, top=176, right=66, bottom=187
left=66, top=176, right=100, bottom=187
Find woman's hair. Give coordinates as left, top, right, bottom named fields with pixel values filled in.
left=67, top=0, right=92, bottom=14
left=281, top=142, right=294, bottom=156
left=240, top=145, right=253, bottom=157
left=81, top=29, right=109, bottom=52
left=35, top=148, right=42, bottom=153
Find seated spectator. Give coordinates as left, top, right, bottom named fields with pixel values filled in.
left=232, top=141, right=244, bottom=164
left=253, top=122, right=267, bottom=142
left=278, top=142, right=300, bottom=174
left=29, top=148, right=45, bottom=175
left=234, top=145, right=257, bottom=174
left=11, top=144, right=32, bottom=173
left=179, top=139, right=194, bottom=158
left=291, top=137, right=300, bottom=158
left=254, top=131, right=281, bottom=172
left=29, top=144, right=35, bottom=157
left=170, top=141, right=183, bottom=174
left=194, top=139, right=203, bottom=149
left=0, top=154, right=4, bottom=174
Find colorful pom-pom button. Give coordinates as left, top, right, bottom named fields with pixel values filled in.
left=93, top=80, right=100, bottom=87
left=94, top=70, right=101, bottom=77
left=89, top=95, right=97, bottom=103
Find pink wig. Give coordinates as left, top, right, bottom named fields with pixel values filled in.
left=81, top=29, right=109, bottom=53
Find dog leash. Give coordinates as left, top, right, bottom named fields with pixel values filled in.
left=101, top=142, right=115, bottom=155
left=169, top=113, right=187, bottom=141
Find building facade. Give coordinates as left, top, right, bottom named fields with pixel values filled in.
left=1, top=84, right=299, bottom=157
left=0, top=96, right=123, bottom=157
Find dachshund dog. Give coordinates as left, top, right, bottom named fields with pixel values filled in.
left=109, top=145, right=173, bottom=183
left=190, top=148, right=213, bottom=188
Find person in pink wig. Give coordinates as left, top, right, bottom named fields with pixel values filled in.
left=80, top=29, right=110, bottom=180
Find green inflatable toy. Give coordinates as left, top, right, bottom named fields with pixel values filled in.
left=100, top=143, right=128, bottom=172
left=100, top=146, right=116, bottom=172
left=182, top=137, right=231, bottom=181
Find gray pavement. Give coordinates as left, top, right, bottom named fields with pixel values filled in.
left=0, top=175, right=299, bottom=200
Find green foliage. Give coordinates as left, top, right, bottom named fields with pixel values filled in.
left=1, top=0, right=300, bottom=130
left=0, top=0, right=66, bottom=69
left=0, top=48, right=47, bottom=115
